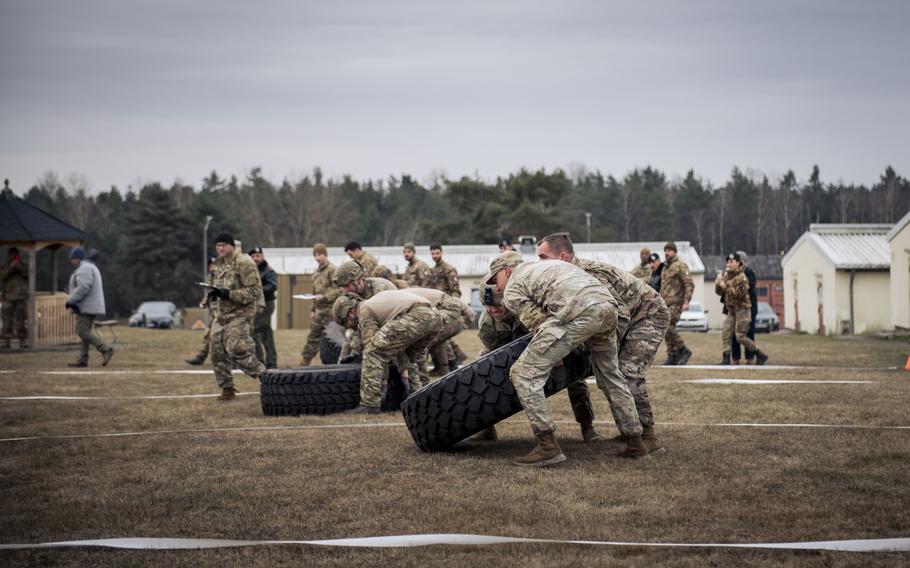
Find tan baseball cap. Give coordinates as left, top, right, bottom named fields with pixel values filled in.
left=334, top=261, right=365, bottom=286
left=486, top=251, right=524, bottom=283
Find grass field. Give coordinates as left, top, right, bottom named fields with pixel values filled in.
left=1, top=327, right=909, bottom=567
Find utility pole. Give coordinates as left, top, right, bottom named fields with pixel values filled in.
left=203, top=215, right=213, bottom=279
left=585, top=212, right=592, bottom=243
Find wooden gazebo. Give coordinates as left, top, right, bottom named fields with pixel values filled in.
left=0, top=180, right=93, bottom=348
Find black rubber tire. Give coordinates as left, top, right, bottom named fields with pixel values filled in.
left=260, top=364, right=408, bottom=416
left=401, top=334, right=591, bottom=452
left=319, top=321, right=347, bottom=365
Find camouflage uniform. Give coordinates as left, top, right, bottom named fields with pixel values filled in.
left=210, top=249, right=265, bottom=389
left=407, top=288, right=474, bottom=381
left=430, top=259, right=461, bottom=298
left=301, top=260, right=338, bottom=362
left=334, top=261, right=397, bottom=360
left=630, top=262, right=652, bottom=281
left=477, top=308, right=597, bottom=430
left=358, top=252, right=379, bottom=277
left=0, top=258, right=28, bottom=347
left=573, top=257, right=669, bottom=428
left=403, top=257, right=433, bottom=288
left=503, top=260, right=641, bottom=437
left=716, top=267, right=757, bottom=355
left=659, top=255, right=694, bottom=358
left=355, top=291, right=443, bottom=406
left=372, top=265, right=408, bottom=289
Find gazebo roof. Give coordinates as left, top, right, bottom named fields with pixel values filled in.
left=0, top=183, right=92, bottom=245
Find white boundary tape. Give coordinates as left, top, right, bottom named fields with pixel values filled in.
left=655, top=364, right=898, bottom=371
left=2, top=419, right=909, bottom=444
left=680, top=379, right=877, bottom=385
left=0, top=534, right=907, bottom=552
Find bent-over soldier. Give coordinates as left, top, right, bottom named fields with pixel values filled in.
left=333, top=261, right=397, bottom=361
left=406, top=287, right=474, bottom=384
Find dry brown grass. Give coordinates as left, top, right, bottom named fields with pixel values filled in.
left=1, top=327, right=909, bottom=567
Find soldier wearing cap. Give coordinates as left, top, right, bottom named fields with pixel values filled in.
left=660, top=241, right=695, bottom=365
left=332, top=290, right=444, bottom=413
left=716, top=252, right=768, bottom=365
left=537, top=232, right=670, bottom=454
left=300, top=243, right=338, bottom=366
left=249, top=246, right=278, bottom=368
left=648, top=253, right=663, bottom=292
left=490, top=251, right=645, bottom=466
left=402, top=243, right=432, bottom=287
left=333, top=261, right=397, bottom=361
left=207, top=232, right=265, bottom=401
left=498, top=238, right=514, bottom=252
left=631, top=247, right=652, bottom=280
left=186, top=256, right=217, bottom=366
left=343, top=241, right=379, bottom=277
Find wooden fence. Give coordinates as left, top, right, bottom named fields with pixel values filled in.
left=35, top=292, right=78, bottom=347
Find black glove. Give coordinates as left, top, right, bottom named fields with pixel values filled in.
left=208, top=288, right=231, bottom=301
left=65, top=302, right=81, bottom=314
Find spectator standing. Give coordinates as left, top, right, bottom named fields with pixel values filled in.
left=65, top=247, right=113, bottom=367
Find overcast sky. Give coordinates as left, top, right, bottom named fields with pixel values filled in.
left=1, top=0, right=908, bottom=193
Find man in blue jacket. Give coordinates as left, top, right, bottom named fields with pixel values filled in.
left=66, top=247, right=113, bottom=367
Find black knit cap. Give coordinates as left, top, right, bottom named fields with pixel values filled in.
left=248, top=246, right=264, bottom=255
left=214, top=232, right=235, bottom=246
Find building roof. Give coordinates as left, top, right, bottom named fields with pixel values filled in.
left=0, top=187, right=92, bottom=244
left=781, top=224, right=891, bottom=270
left=886, top=209, right=910, bottom=242
left=263, top=241, right=705, bottom=277
left=702, top=254, right=784, bottom=280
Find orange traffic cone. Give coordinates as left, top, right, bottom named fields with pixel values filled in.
left=905, top=356, right=910, bottom=371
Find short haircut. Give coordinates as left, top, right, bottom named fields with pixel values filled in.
left=429, top=243, right=442, bottom=251
left=344, top=241, right=362, bottom=252
left=540, top=232, right=574, bottom=255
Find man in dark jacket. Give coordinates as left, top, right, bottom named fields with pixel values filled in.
left=730, top=250, right=758, bottom=364
left=249, top=246, right=278, bottom=368
left=647, top=253, right=663, bottom=292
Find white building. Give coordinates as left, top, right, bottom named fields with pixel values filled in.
left=887, top=210, right=910, bottom=330
left=781, top=224, right=891, bottom=335
left=264, top=240, right=704, bottom=313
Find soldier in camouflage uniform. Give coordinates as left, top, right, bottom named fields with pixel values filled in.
left=372, top=264, right=408, bottom=289
left=333, top=261, right=397, bottom=360
left=474, top=287, right=603, bottom=444
left=492, top=252, right=646, bottom=467
left=538, top=233, right=670, bottom=453
left=333, top=290, right=443, bottom=413
left=659, top=241, right=695, bottom=365
left=300, top=243, right=339, bottom=365
left=207, top=232, right=265, bottom=401
left=406, top=287, right=475, bottom=383
left=402, top=242, right=432, bottom=287
left=344, top=241, right=379, bottom=277
left=428, top=243, right=469, bottom=373
left=715, top=252, right=768, bottom=365
left=0, top=247, right=29, bottom=349
left=630, top=247, right=652, bottom=281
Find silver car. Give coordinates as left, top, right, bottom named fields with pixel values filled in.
left=677, top=300, right=709, bottom=332
left=754, top=301, right=781, bottom=332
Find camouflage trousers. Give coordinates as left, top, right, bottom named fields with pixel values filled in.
left=211, top=317, right=265, bottom=389
left=510, top=306, right=641, bottom=437
left=663, top=304, right=688, bottom=355
left=360, top=306, right=441, bottom=407
left=75, top=314, right=111, bottom=362
left=1, top=299, right=27, bottom=342
left=253, top=300, right=277, bottom=368
left=301, top=306, right=333, bottom=362
left=617, top=294, right=670, bottom=428
left=194, top=326, right=212, bottom=360
left=428, top=300, right=468, bottom=376
left=722, top=308, right=756, bottom=355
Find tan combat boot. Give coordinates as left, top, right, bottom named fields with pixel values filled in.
left=218, top=387, right=237, bottom=401
left=617, top=435, right=649, bottom=459
left=512, top=431, right=567, bottom=467
left=581, top=425, right=602, bottom=443
left=300, top=357, right=312, bottom=367
left=641, top=425, right=665, bottom=454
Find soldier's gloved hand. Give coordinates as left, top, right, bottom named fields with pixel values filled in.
left=214, top=288, right=232, bottom=300
left=207, top=289, right=220, bottom=302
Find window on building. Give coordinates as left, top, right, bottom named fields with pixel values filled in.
left=757, top=286, right=769, bottom=297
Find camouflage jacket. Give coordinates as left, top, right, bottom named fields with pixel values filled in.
left=313, top=261, right=338, bottom=310
left=358, top=290, right=430, bottom=344
left=0, top=261, right=28, bottom=302
left=660, top=255, right=694, bottom=308
left=403, top=258, right=432, bottom=288
left=359, top=253, right=379, bottom=277
left=477, top=309, right=526, bottom=353
left=630, top=262, right=652, bottom=281
left=211, top=249, right=264, bottom=322
left=430, top=260, right=461, bottom=298
left=360, top=277, right=397, bottom=300
left=572, top=257, right=658, bottom=326
left=503, top=260, right=619, bottom=331
left=716, top=268, right=751, bottom=312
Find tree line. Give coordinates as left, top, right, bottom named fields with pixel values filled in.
left=17, top=164, right=909, bottom=316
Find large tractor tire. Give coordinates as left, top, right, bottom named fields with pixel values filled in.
left=318, top=321, right=347, bottom=365
left=260, top=364, right=408, bottom=416
left=401, top=334, right=591, bottom=452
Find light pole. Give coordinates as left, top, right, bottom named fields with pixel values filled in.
left=203, top=215, right=213, bottom=279
left=584, top=212, right=592, bottom=243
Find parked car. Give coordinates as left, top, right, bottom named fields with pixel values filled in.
left=128, top=301, right=182, bottom=329
left=677, top=300, right=709, bottom=332
left=755, top=301, right=780, bottom=332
